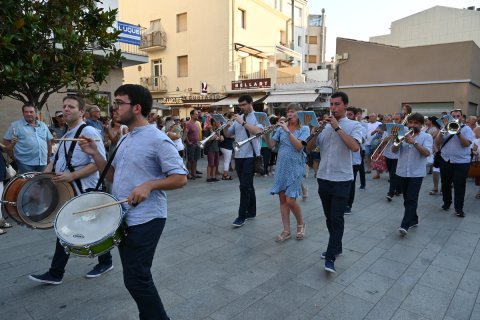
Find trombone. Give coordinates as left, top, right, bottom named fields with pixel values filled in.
left=233, top=124, right=279, bottom=152
left=393, top=129, right=414, bottom=147
left=198, top=122, right=229, bottom=149
left=370, top=114, right=410, bottom=161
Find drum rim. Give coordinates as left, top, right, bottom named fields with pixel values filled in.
left=54, top=191, right=124, bottom=247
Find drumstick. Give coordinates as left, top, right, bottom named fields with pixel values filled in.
left=55, top=138, right=101, bottom=142
left=72, top=199, right=129, bottom=215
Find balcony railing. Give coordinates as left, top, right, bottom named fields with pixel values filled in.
left=140, top=30, right=167, bottom=51
left=140, top=76, right=167, bottom=92
left=238, top=70, right=268, bottom=80
left=119, top=42, right=147, bottom=56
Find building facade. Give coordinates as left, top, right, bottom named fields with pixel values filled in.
left=121, top=0, right=328, bottom=118
left=336, top=38, right=480, bottom=116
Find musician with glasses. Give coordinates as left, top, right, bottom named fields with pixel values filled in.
left=223, top=94, right=263, bottom=228
left=391, top=113, right=432, bottom=236
left=80, top=84, right=187, bottom=320
left=434, top=108, right=475, bottom=217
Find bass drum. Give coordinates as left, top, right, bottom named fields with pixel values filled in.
left=55, top=192, right=124, bottom=258
left=1, top=172, right=75, bottom=229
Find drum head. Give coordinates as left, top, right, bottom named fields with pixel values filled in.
left=17, top=173, right=75, bottom=229
left=55, top=192, right=123, bottom=246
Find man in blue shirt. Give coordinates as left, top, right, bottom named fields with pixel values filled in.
left=80, top=84, right=188, bottom=320
left=306, top=92, right=362, bottom=273
left=435, top=109, right=475, bottom=217
left=391, top=113, right=432, bottom=236
left=3, top=103, right=53, bottom=173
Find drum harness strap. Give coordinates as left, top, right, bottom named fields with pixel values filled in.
left=53, top=124, right=88, bottom=193
left=93, top=135, right=127, bottom=191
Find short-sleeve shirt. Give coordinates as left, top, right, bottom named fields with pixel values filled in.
left=53, top=122, right=106, bottom=194
left=316, top=117, right=363, bottom=181
left=112, top=125, right=188, bottom=227
left=395, top=131, right=433, bottom=178
left=226, top=112, right=263, bottom=158
left=440, top=125, right=475, bottom=164
left=185, top=121, right=200, bottom=145
left=4, top=119, right=53, bottom=166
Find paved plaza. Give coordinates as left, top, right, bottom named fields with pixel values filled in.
left=1, top=159, right=480, bottom=320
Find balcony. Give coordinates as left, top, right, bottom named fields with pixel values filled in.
left=140, top=76, right=167, bottom=93
left=139, top=19, right=167, bottom=51
left=238, top=70, right=268, bottom=80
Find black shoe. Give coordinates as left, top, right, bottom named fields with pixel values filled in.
left=196, top=170, right=203, bottom=174
left=386, top=193, right=393, bottom=202
left=85, top=264, right=114, bottom=278
left=29, top=272, right=62, bottom=285
left=324, top=260, right=336, bottom=273
left=321, top=251, right=342, bottom=259
left=344, top=206, right=351, bottom=215
left=442, top=204, right=450, bottom=211
left=455, top=211, right=465, bottom=218
left=394, top=191, right=402, bottom=196
left=245, top=215, right=256, bottom=221
left=232, top=218, right=245, bottom=227
left=398, top=227, right=408, bottom=236
left=359, top=186, right=366, bottom=190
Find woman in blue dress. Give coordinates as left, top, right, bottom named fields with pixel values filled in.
left=266, top=104, right=310, bottom=242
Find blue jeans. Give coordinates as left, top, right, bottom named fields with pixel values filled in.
left=347, top=165, right=361, bottom=207
left=119, top=218, right=169, bottom=320
left=17, top=163, right=47, bottom=174
left=399, top=177, right=423, bottom=229
left=317, top=179, right=352, bottom=261
left=235, top=157, right=256, bottom=219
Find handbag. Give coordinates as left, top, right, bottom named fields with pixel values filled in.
left=468, top=154, right=480, bottom=177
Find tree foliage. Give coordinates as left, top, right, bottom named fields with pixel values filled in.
left=0, top=0, right=123, bottom=109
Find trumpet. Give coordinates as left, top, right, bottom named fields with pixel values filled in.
left=233, top=124, right=279, bottom=152
left=198, top=122, right=229, bottom=149
left=440, top=120, right=461, bottom=135
left=393, top=129, right=414, bottom=147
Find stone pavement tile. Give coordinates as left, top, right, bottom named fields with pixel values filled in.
left=447, top=229, right=480, bottom=248
left=283, top=282, right=345, bottom=320
left=382, top=243, right=422, bottom=264
left=400, top=284, right=454, bottom=319
left=228, top=300, right=292, bottom=320
left=390, top=308, right=431, bottom=320
left=385, top=258, right=430, bottom=301
left=470, top=303, right=480, bottom=320
left=343, top=271, right=395, bottom=303
left=311, top=292, right=375, bottom=320
left=456, top=220, right=480, bottom=235
left=364, top=295, right=402, bottom=320
left=458, top=268, right=480, bottom=294
left=1, top=307, right=34, bottom=320
left=209, top=287, right=269, bottom=320
left=295, top=261, right=342, bottom=291
left=334, top=247, right=386, bottom=287
left=467, top=245, right=480, bottom=273
left=417, top=265, right=463, bottom=293
left=431, top=243, right=473, bottom=273
left=444, top=288, right=477, bottom=320
left=180, top=234, right=231, bottom=256
left=218, top=249, right=271, bottom=275
left=220, top=266, right=276, bottom=295
left=368, top=257, right=409, bottom=280
left=344, top=235, right=383, bottom=254
left=262, top=279, right=319, bottom=311
left=167, top=285, right=239, bottom=320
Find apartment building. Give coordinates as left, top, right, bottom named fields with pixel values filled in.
left=120, top=0, right=332, bottom=118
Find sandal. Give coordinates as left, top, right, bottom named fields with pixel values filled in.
left=1, top=222, right=12, bottom=228
left=222, top=175, right=233, bottom=180
left=476, top=193, right=480, bottom=199
left=296, top=224, right=306, bottom=240
left=275, top=231, right=291, bottom=242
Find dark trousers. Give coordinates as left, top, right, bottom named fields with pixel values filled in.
left=440, top=159, right=470, bottom=212
left=317, top=179, right=351, bottom=261
left=260, top=147, right=272, bottom=175
left=385, top=157, right=401, bottom=195
left=119, top=218, right=169, bottom=320
left=49, top=238, right=112, bottom=279
left=399, top=177, right=423, bottom=229
left=347, top=165, right=361, bottom=207
left=235, top=157, right=256, bottom=219
left=359, top=150, right=366, bottom=187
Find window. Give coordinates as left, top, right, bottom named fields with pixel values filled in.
left=308, top=55, right=317, bottom=64
left=177, top=13, right=187, bottom=32
left=308, top=36, right=318, bottom=44
left=177, top=55, right=188, bottom=77
left=238, top=8, right=246, bottom=29
left=297, top=36, right=302, bottom=47
left=279, top=30, right=286, bottom=45
left=152, top=59, right=163, bottom=77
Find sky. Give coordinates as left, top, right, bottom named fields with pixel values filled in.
left=307, top=0, right=477, bottom=61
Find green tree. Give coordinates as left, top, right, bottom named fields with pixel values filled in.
left=0, top=0, right=123, bottom=110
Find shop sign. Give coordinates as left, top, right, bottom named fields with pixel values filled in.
left=159, top=97, right=183, bottom=105
left=183, top=94, right=226, bottom=101
left=231, top=78, right=271, bottom=90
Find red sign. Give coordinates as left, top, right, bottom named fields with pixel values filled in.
left=231, top=78, right=271, bottom=90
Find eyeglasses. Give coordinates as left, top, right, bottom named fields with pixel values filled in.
left=112, top=100, right=134, bottom=110
left=238, top=103, right=249, bottom=107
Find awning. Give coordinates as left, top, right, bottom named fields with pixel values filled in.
left=152, top=102, right=171, bottom=110
left=210, top=94, right=266, bottom=106
left=264, top=93, right=319, bottom=104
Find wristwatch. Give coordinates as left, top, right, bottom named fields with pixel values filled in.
left=413, top=141, right=419, bottom=147
left=334, top=127, right=341, bottom=132
left=241, top=122, right=246, bottom=127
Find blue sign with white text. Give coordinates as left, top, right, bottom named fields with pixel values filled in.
left=117, top=21, right=141, bottom=46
